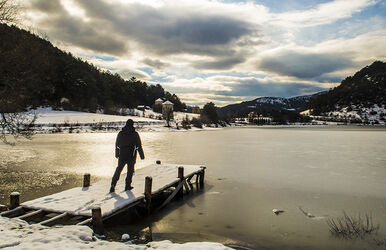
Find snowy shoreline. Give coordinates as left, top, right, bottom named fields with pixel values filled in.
left=0, top=216, right=232, bottom=249
left=29, top=107, right=218, bottom=133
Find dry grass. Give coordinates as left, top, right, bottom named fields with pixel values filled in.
left=326, top=212, right=379, bottom=239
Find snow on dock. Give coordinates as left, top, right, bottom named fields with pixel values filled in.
left=21, top=164, right=204, bottom=218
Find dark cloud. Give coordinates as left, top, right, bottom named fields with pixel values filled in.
left=165, top=77, right=327, bottom=100
left=258, top=50, right=354, bottom=79
left=73, top=0, right=259, bottom=56
left=142, top=58, right=170, bottom=69
left=192, top=56, right=245, bottom=70
left=29, top=0, right=63, bottom=12
left=217, top=78, right=327, bottom=98
left=28, top=0, right=128, bottom=55
left=50, top=16, right=128, bottom=55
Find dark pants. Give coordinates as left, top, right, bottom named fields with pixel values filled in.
left=111, top=156, right=135, bottom=189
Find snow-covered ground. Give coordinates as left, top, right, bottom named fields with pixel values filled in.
left=30, top=107, right=205, bottom=133
left=35, top=107, right=159, bottom=124
left=0, top=216, right=231, bottom=249
left=302, top=104, right=386, bottom=125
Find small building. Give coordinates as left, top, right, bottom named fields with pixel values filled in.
left=248, top=112, right=272, bottom=125
left=192, top=106, right=200, bottom=114
left=162, top=101, right=174, bottom=120
left=153, top=98, right=164, bottom=113
left=154, top=98, right=163, bottom=105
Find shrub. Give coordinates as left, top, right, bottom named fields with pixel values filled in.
left=326, top=212, right=379, bottom=239
left=191, top=118, right=202, bottom=128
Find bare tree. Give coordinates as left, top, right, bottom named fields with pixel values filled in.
left=0, top=0, right=35, bottom=144
left=0, top=113, right=36, bottom=145
left=0, top=0, right=18, bottom=24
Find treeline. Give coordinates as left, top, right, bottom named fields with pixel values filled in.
left=0, top=24, right=185, bottom=114
left=308, top=61, right=386, bottom=115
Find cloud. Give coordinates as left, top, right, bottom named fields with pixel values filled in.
left=217, top=78, right=327, bottom=98
left=272, top=0, right=378, bottom=27
left=117, top=68, right=150, bottom=80
left=71, top=0, right=258, bottom=57
left=191, top=56, right=245, bottom=70
left=21, top=0, right=386, bottom=106
left=258, top=50, right=354, bottom=79
left=142, top=58, right=170, bottom=70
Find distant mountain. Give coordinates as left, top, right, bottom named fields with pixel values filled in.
left=309, top=61, right=386, bottom=115
left=217, top=92, right=324, bottom=117
left=0, top=24, right=186, bottom=114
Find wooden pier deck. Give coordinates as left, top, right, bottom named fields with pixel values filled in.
left=1, top=163, right=205, bottom=231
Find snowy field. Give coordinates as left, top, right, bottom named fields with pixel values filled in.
left=29, top=107, right=204, bottom=133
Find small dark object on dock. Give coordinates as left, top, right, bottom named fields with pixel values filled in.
left=83, top=173, right=91, bottom=188
left=10, top=192, right=20, bottom=210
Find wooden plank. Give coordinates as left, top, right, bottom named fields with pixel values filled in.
left=22, top=164, right=203, bottom=218
left=101, top=200, right=142, bottom=221
left=183, top=180, right=191, bottom=193
left=40, top=212, right=71, bottom=226
left=77, top=218, right=92, bottom=226
left=18, top=209, right=45, bottom=221
left=158, top=181, right=184, bottom=210
left=0, top=206, right=25, bottom=218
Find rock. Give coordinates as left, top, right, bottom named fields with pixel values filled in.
left=272, top=209, right=285, bottom=215
left=121, top=233, right=130, bottom=241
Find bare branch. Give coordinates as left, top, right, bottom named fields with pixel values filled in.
left=0, top=111, right=37, bottom=145
left=0, top=0, right=19, bottom=24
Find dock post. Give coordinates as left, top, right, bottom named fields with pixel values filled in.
left=177, top=167, right=184, bottom=198
left=144, top=176, right=153, bottom=215
left=91, top=207, right=104, bottom=236
left=10, top=192, right=20, bottom=209
left=156, top=160, right=161, bottom=165
left=83, top=173, right=91, bottom=188
left=199, top=166, right=206, bottom=189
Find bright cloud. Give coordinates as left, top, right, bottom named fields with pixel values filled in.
left=21, top=0, right=386, bottom=106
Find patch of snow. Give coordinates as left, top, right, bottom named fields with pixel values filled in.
left=0, top=217, right=232, bottom=249
left=121, top=234, right=130, bottom=241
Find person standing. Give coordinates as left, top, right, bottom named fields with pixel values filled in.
left=110, top=119, right=144, bottom=192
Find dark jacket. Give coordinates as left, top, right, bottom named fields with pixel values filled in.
left=115, top=126, right=144, bottom=160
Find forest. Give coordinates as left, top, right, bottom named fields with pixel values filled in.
left=0, top=24, right=186, bottom=114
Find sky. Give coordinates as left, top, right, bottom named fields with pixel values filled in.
left=21, top=0, right=386, bottom=107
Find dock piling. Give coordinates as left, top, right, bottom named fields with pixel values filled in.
left=199, top=167, right=206, bottom=189
left=83, top=173, right=91, bottom=188
left=92, top=207, right=104, bottom=235
left=10, top=192, right=20, bottom=210
left=177, top=167, right=184, bottom=198
left=144, top=176, right=153, bottom=215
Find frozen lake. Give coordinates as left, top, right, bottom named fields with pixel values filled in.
left=1, top=126, right=385, bottom=249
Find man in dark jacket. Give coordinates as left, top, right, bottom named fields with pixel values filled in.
left=110, top=119, right=145, bottom=192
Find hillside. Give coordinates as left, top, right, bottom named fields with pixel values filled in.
left=309, top=61, right=386, bottom=114
left=217, top=92, right=323, bottom=118
left=308, top=61, right=386, bottom=124
left=0, top=24, right=185, bottom=114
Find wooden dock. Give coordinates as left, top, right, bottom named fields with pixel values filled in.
left=1, top=162, right=205, bottom=234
